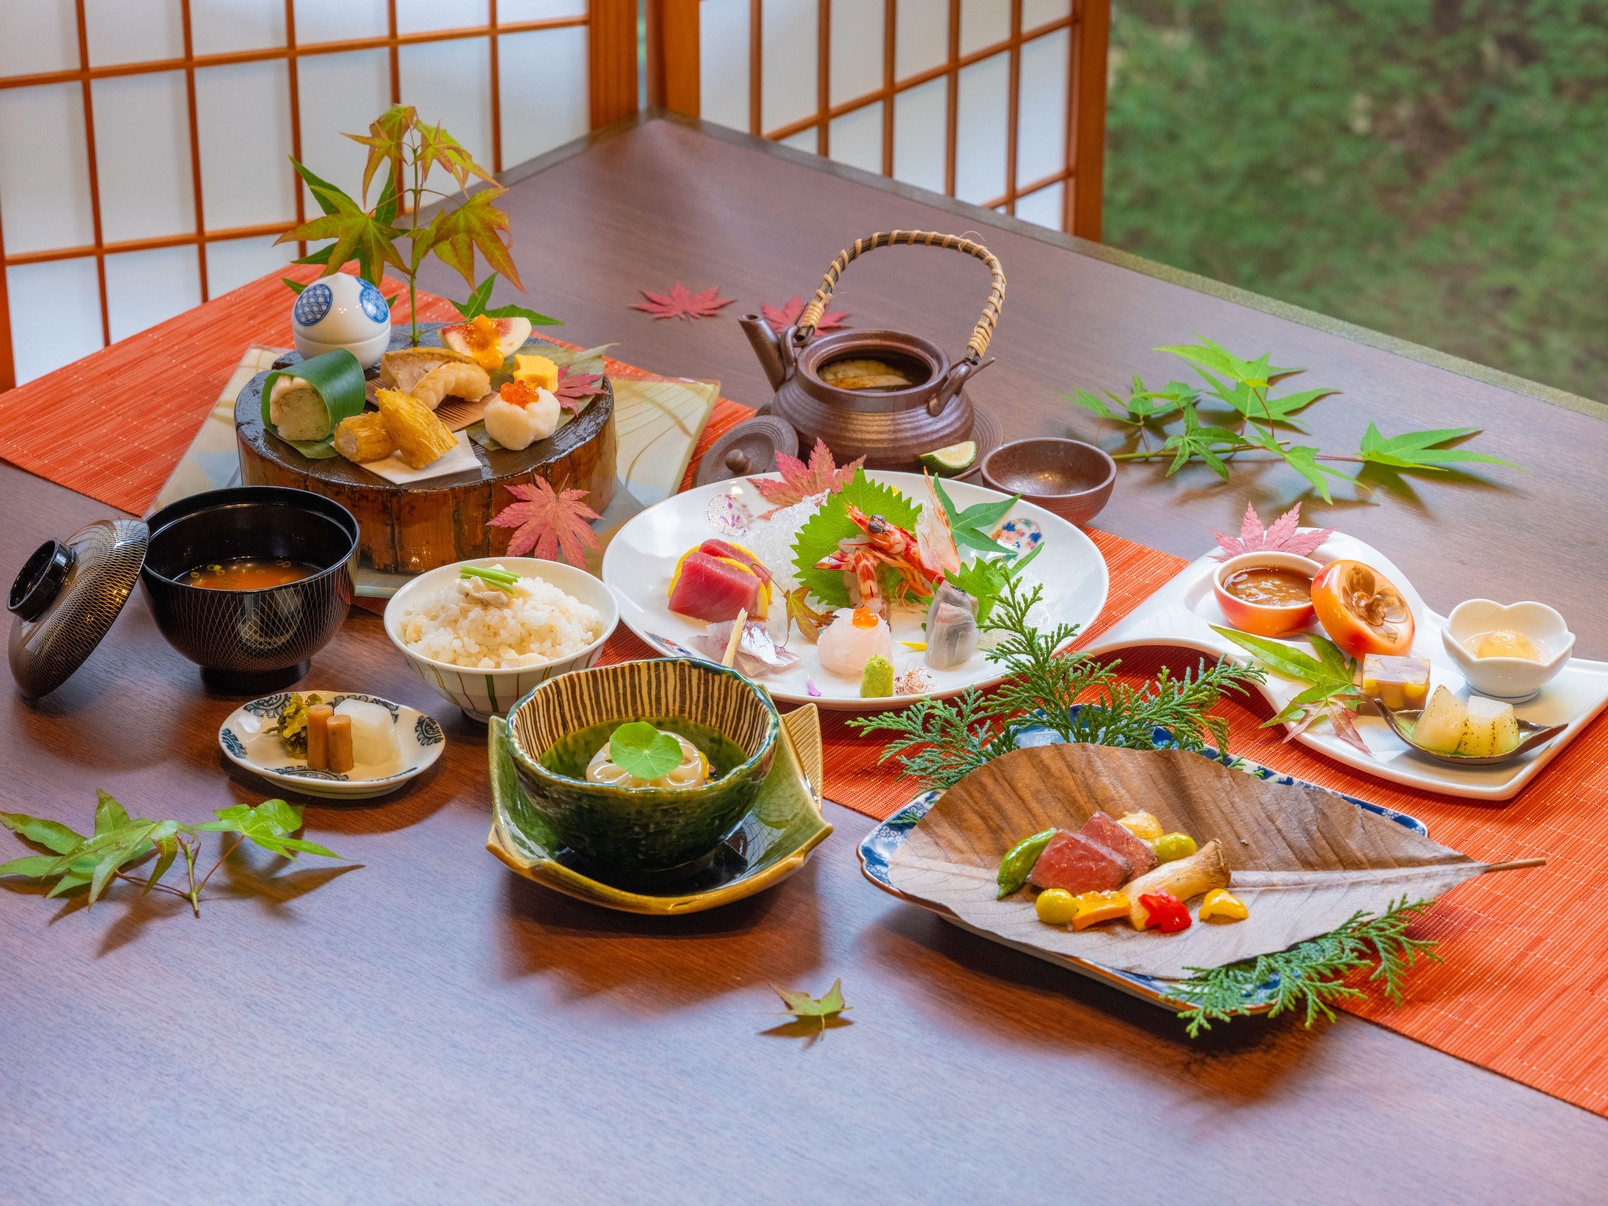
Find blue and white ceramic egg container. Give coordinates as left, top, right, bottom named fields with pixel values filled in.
left=292, top=275, right=392, bottom=367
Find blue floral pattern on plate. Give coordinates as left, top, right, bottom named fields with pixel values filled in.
left=858, top=718, right=1428, bottom=1014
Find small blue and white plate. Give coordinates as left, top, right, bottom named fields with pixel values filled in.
left=218, top=690, right=446, bottom=800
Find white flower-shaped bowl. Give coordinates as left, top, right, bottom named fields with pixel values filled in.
left=1442, top=599, right=1575, bottom=702
left=384, top=557, right=619, bottom=722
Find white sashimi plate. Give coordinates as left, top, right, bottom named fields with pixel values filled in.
left=1080, top=532, right=1608, bottom=800
left=219, top=691, right=446, bottom=800
left=601, top=471, right=1110, bottom=709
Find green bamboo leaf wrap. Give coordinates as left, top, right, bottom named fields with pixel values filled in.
left=261, top=348, right=368, bottom=459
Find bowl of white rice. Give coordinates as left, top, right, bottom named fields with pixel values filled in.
left=384, top=557, right=618, bottom=721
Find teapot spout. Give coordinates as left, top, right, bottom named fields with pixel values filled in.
left=739, top=314, right=791, bottom=391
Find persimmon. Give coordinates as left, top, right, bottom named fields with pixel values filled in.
left=1311, top=559, right=1415, bottom=657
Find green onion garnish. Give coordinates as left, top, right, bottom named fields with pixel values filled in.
left=460, top=566, right=521, bottom=592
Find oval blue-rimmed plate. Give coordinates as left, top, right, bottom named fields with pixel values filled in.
left=219, top=690, right=446, bottom=800
left=857, top=722, right=1426, bottom=1015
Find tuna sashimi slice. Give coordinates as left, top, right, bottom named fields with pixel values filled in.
left=668, top=551, right=763, bottom=623
left=1080, top=811, right=1158, bottom=879
left=699, top=539, right=773, bottom=584
left=1028, top=830, right=1132, bottom=895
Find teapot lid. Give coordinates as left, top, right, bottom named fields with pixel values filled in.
left=694, top=415, right=800, bottom=487
left=7, top=519, right=148, bottom=699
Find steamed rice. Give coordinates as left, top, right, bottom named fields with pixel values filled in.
left=401, top=571, right=604, bottom=668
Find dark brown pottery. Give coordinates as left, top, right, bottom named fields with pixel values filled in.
left=981, top=438, right=1116, bottom=527
left=139, top=486, right=358, bottom=692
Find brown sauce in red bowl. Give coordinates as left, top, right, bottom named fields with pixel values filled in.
left=1222, top=566, right=1312, bottom=608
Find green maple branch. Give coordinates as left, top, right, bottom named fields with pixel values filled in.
left=1067, top=336, right=1524, bottom=501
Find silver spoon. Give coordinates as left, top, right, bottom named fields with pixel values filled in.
left=1372, top=698, right=1567, bottom=766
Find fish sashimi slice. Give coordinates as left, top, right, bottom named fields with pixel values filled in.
left=668, top=552, right=763, bottom=623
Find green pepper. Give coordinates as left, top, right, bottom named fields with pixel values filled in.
left=1153, top=832, right=1198, bottom=863
left=997, top=828, right=1058, bottom=898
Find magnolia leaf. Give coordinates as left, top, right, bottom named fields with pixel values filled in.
left=748, top=437, right=864, bottom=516
left=432, top=187, right=522, bottom=292
left=1, top=811, right=86, bottom=854
left=195, top=800, right=342, bottom=862
left=772, top=978, right=850, bottom=1035
left=608, top=722, right=685, bottom=782
left=342, top=103, right=416, bottom=205
left=487, top=479, right=601, bottom=567
left=1211, top=501, right=1336, bottom=560
left=1357, top=422, right=1523, bottom=472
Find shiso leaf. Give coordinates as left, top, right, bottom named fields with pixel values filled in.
left=790, top=469, right=923, bottom=608
left=608, top=722, right=685, bottom=782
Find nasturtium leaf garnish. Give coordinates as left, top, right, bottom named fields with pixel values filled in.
left=608, top=722, right=685, bottom=782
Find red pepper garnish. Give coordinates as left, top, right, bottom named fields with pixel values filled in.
left=1138, top=891, right=1192, bottom=933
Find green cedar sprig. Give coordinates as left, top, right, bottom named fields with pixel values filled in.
left=846, top=578, right=1265, bottom=789
left=0, top=793, right=346, bottom=918
left=1067, top=336, right=1522, bottom=499
left=1172, top=896, right=1442, bottom=1036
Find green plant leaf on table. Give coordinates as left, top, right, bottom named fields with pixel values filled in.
left=1210, top=625, right=1369, bottom=754
left=195, top=800, right=342, bottom=861
left=772, top=978, right=850, bottom=1036
left=1357, top=422, right=1524, bottom=472
left=607, top=722, right=685, bottom=782
left=1174, top=897, right=1441, bottom=1035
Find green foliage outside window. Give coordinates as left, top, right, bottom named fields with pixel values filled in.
left=1105, top=0, right=1608, bottom=403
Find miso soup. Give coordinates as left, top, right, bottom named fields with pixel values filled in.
left=184, top=557, right=320, bottom=590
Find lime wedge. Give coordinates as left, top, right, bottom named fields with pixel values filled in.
left=916, top=440, right=978, bottom=475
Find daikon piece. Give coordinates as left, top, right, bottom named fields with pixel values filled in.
left=306, top=704, right=334, bottom=771
left=1412, top=685, right=1467, bottom=754
left=1457, top=695, right=1521, bottom=757
left=334, top=698, right=400, bottom=769
left=326, top=714, right=355, bottom=774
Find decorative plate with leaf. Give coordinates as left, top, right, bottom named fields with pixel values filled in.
left=1081, top=530, right=1608, bottom=800
left=218, top=690, right=446, bottom=800
left=601, top=470, right=1109, bottom=709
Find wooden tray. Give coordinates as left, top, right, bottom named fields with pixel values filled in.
left=235, top=326, right=616, bottom=573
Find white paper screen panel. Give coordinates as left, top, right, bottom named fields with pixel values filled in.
left=695, top=0, right=1080, bottom=233
left=0, top=0, right=592, bottom=386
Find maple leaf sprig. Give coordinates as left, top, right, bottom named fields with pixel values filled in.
left=633, top=282, right=736, bottom=321
left=761, top=296, right=850, bottom=335
left=1212, top=501, right=1337, bottom=560
left=276, top=104, right=548, bottom=343
left=1066, top=335, right=1523, bottom=502
left=553, top=366, right=603, bottom=413
left=1210, top=626, right=1371, bottom=756
left=747, top=437, right=865, bottom=519
left=771, top=979, right=851, bottom=1040
left=489, top=478, right=602, bottom=567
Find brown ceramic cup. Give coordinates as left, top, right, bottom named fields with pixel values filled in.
left=980, top=438, right=1116, bottom=527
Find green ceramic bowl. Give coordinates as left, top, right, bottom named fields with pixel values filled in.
left=506, top=658, right=780, bottom=881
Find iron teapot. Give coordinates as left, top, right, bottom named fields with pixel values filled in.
left=738, top=230, right=1006, bottom=470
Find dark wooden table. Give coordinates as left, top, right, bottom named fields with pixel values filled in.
left=4, top=115, right=1605, bottom=1204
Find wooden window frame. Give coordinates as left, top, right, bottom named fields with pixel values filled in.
left=0, top=0, right=639, bottom=392
left=647, top=0, right=1107, bottom=239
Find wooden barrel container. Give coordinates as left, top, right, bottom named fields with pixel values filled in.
left=236, top=331, right=616, bottom=573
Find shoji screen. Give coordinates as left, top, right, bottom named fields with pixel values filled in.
left=685, top=0, right=1106, bottom=237
left=0, top=0, right=632, bottom=388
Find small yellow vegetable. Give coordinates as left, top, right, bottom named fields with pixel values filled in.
left=1117, top=811, right=1164, bottom=842
left=1153, top=832, right=1197, bottom=863
left=1071, top=890, right=1131, bottom=931
left=1035, top=888, right=1079, bottom=925
left=1199, top=888, right=1248, bottom=923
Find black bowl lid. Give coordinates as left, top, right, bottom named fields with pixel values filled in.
left=7, top=519, right=148, bottom=699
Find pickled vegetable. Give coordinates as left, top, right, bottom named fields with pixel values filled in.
left=1457, top=695, right=1521, bottom=757
left=1035, top=888, right=1079, bottom=925
left=1071, top=890, right=1131, bottom=931
left=1199, top=888, right=1249, bottom=923
left=1153, top=832, right=1198, bottom=864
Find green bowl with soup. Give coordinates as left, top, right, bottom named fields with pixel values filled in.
left=505, top=658, right=780, bottom=883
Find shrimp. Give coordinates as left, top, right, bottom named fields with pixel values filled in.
left=916, top=470, right=961, bottom=579
left=410, top=361, right=492, bottom=411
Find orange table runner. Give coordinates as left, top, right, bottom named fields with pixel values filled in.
left=6, top=270, right=1607, bottom=1118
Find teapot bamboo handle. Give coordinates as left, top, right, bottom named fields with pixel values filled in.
left=796, top=230, right=1007, bottom=363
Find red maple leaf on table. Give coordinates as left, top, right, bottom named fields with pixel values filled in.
left=632, top=282, right=736, bottom=321
left=554, top=365, right=602, bottom=412
left=747, top=437, right=865, bottom=518
left=1211, top=501, right=1336, bottom=560
left=488, top=478, right=601, bottom=566
left=761, top=296, right=850, bottom=334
